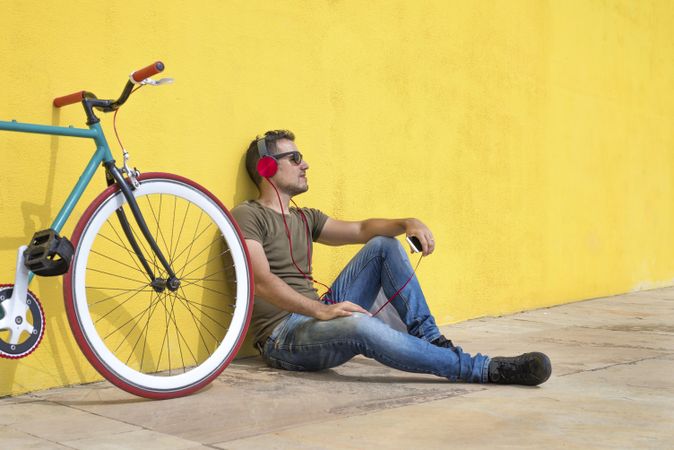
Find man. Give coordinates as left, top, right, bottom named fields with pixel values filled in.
left=231, top=130, right=551, bottom=385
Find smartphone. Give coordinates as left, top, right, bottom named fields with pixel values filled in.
left=406, top=236, right=422, bottom=253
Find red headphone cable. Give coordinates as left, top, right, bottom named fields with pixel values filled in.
left=264, top=178, right=423, bottom=313
left=371, top=254, right=422, bottom=317
left=266, top=178, right=335, bottom=302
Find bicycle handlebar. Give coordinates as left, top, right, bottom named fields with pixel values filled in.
left=53, top=91, right=85, bottom=108
left=53, top=61, right=165, bottom=109
left=131, top=61, right=165, bottom=83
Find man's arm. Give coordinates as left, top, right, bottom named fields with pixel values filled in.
left=317, top=217, right=436, bottom=255
left=246, top=239, right=370, bottom=320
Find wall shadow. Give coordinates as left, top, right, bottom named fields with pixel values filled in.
left=0, top=108, right=101, bottom=396
left=0, top=108, right=61, bottom=251
left=232, top=151, right=257, bottom=208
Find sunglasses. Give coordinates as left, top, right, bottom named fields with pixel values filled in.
left=273, top=151, right=303, bottom=165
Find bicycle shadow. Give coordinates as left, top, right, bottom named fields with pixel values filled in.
left=0, top=109, right=60, bottom=251
left=1, top=109, right=100, bottom=396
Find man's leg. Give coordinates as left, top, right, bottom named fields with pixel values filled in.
left=327, top=236, right=443, bottom=342
left=261, top=236, right=551, bottom=385
left=262, top=312, right=490, bottom=383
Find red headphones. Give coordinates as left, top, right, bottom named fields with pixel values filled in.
left=256, top=137, right=279, bottom=178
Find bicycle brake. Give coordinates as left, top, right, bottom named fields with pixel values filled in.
left=122, top=149, right=141, bottom=189
left=139, top=77, right=174, bottom=86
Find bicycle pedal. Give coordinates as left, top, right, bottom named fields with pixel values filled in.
left=23, top=229, right=74, bottom=277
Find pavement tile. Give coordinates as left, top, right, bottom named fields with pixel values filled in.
left=0, top=400, right=140, bottom=442
left=62, top=429, right=203, bottom=450
left=531, top=325, right=673, bottom=352
left=0, top=425, right=71, bottom=449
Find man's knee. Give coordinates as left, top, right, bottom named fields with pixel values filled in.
left=339, top=312, right=393, bottom=341
left=324, top=312, right=377, bottom=337
left=333, top=312, right=370, bottom=332
left=365, top=236, right=402, bottom=254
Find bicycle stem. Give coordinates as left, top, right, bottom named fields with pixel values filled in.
left=80, top=80, right=137, bottom=125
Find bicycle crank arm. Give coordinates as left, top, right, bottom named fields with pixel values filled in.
left=0, top=247, right=35, bottom=344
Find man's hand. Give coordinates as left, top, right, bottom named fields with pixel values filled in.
left=404, top=218, right=435, bottom=256
left=315, top=301, right=371, bottom=321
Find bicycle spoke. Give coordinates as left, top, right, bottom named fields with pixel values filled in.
left=171, top=224, right=218, bottom=270
left=135, top=291, right=164, bottom=372
left=174, top=289, right=232, bottom=330
left=162, top=300, right=199, bottom=369
left=89, top=248, right=148, bottom=278
left=181, top=280, right=233, bottom=299
left=177, top=246, right=231, bottom=281
left=86, top=267, right=149, bottom=285
left=173, top=212, right=205, bottom=277
left=171, top=202, right=191, bottom=265
left=166, top=291, right=187, bottom=373
left=181, top=265, right=238, bottom=285
left=175, top=286, right=219, bottom=352
left=101, top=221, right=147, bottom=277
left=172, top=295, right=235, bottom=315
left=169, top=196, right=178, bottom=267
left=94, top=284, right=155, bottom=325
left=145, top=194, right=173, bottom=269
left=109, top=290, right=163, bottom=354
left=89, top=283, right=152, bottom=306
left=157, top=290, right=172, bottom=374
left=86, top=286, right=153, bottom=292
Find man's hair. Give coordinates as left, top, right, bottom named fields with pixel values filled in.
left=245, top=129, right=296, bottom=187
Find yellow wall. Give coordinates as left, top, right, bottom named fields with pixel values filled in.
left=2, top=0, right=674, bottom=396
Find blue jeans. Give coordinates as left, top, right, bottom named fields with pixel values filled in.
left=261, top=236, right=490, bottom=383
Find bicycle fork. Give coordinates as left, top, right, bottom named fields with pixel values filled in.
left=104, top=162, right=181, bottom=293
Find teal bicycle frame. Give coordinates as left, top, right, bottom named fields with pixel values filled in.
left=0, top=120, right=113, bottom=285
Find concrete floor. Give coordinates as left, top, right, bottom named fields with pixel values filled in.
left=1, top=287, right=673, bottom=449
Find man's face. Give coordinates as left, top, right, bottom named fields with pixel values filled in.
left=271, top=138, right=309, bottom=196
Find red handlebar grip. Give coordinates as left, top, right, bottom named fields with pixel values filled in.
left=53, top=91, right=85, bottom=108
left=131, top=61, right=165, bottom=82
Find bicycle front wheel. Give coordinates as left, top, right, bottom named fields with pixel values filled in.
left=64, top=173, right=253, bottom=399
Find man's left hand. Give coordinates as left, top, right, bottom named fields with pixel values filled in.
left=405, top=218, right=435, bottom=256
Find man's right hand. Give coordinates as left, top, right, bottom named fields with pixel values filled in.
left=246, top=240, right=372, bottom=322
left=315, top=301, right=372, bottom=321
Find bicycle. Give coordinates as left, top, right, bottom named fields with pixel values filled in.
left=0, top=62, right=254, bottom=399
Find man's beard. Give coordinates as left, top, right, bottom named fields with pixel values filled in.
left=284, top=182, right=309, bottom=197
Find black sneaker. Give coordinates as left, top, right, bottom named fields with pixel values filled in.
left=488, top=352, right=551, bottom=386
left=431, top=335, right=455, bottom=349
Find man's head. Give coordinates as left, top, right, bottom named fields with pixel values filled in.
left=245, top=129, right=309, bottom=195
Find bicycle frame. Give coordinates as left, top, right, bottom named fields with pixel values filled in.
left=0, top=117, right=178, bottom=307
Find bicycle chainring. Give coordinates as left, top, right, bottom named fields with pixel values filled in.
left=0, top=284, right=46, bottom=359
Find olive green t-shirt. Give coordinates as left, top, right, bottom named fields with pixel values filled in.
left=231, top=201, right=329, bottom=345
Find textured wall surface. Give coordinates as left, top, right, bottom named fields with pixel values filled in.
left=1, top=1, right=673, bottom=396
